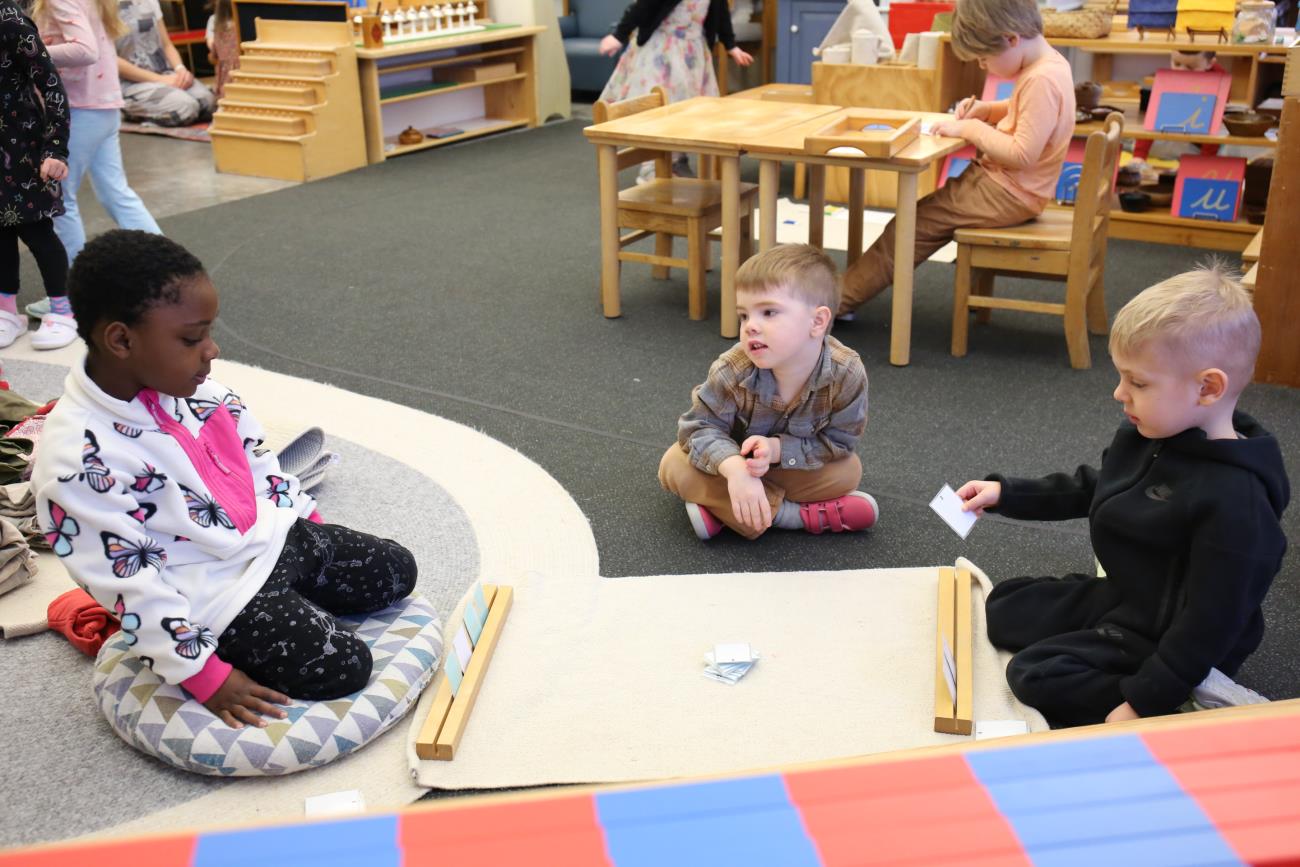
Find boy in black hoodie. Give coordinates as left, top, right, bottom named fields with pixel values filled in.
left=957, top=265, right=1289, bottom=727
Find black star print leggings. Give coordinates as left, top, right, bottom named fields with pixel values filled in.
left=217, top=519, right=418, bottom=700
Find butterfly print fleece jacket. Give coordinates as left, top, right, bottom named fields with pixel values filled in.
left=32, top=357, right=316, bottom=699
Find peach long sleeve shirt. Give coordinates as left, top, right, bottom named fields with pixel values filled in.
left=962, top=49, right=1076, bottom=211
left=37, top=0, right=124, bottom=110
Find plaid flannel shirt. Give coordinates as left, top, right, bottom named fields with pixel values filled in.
left=676, top=337, right=868, bottom=475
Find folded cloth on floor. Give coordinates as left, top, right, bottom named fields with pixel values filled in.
left=47, top=587, right=120, bottom=656
left=0, top=481, right=34, bottom=519
left=0, top=517, right=37, bottom=598
left=275, top=427, right=339, bottom=492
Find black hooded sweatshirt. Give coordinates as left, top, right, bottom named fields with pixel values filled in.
left=990, top=410, right=1289, bottom=717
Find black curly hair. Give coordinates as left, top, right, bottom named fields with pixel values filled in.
left=68, top=230, right=207, bottom=345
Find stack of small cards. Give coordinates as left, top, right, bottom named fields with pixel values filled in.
left=703, top=643, right=759, bottom=684
left=442, top=583, right=489, bottom=696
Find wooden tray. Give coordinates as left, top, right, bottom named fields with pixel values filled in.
left=804, top=114, right=920, bottom=158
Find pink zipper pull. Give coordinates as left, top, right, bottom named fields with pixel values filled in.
left=205, top=442, right=233, bottom=475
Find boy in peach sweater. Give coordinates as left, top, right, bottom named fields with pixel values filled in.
left=838, top=0, right=1075, bottom=317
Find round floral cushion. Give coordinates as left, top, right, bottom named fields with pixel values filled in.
left=92, top=594, right=442, bottom=776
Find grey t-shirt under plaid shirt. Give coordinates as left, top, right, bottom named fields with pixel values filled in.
left=676, top=336, right=868, bottom=475
left=115, top=0, right=168, bottom=74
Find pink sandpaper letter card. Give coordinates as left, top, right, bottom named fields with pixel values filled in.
left=1172, top=154, right=1245, bottom=222
left=1146, top=68, right=1230, bottom=134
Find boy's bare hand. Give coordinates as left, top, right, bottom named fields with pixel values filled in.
left=203, top=667, right=290, bottom=729
left=954, top=98, right=990, bottom=121
left=1105, top=701, right=1140, bottom=723
left=739, top=435, right=780, bottom=477
left=956, top=480, right=1001, bottom=515
left=727, top=472, right=771, bottom=533
left=931, top=118, right=970, bottom=138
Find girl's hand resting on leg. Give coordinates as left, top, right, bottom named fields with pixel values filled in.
left=956, top=480, right=1001, bottom=515
left=204, top=668, right=290, bottom=729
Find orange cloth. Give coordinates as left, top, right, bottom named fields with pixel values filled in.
left=47, top=588, right=119, bottom=656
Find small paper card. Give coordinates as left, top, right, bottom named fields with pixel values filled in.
left=463, top=585, right=487, bottom=645
left=443, top=649, right=463, bottom=696
left=452, top=625, right=473, bottom=672
left=941, top=637, right=957, bottom=703
left=975, top=720, right=1029, bottom=740
left=1054, top=138, right=1087, bottom=204
left=304, top=789, right=366, bottom=818
left=714, top=643, right=754, bottom=664
left=930, top=484, right=978, bottom=539
left=937, top=145, right=976, bottom=188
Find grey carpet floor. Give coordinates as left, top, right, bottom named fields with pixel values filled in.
left=10, top=123, right=1300, bottom=698
left=0, top=359, right=479, bottom=848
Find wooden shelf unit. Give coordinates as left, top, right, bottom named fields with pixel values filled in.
left=356, top=24, right=543, bottom=163
left=210, top=20, right=368, bottom=182
left=1047, top=31, right=1287, bottom=252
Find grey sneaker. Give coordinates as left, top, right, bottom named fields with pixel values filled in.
left=672, top=157, right=695, bottom=178
left=25, top=297, right=50, bottom=319
left=1189, top=667, right=1269, bottom=711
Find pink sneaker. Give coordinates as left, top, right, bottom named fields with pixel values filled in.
left=798, top=491, right=879, bottom=534
left=685, top=502, right=725, bottom=540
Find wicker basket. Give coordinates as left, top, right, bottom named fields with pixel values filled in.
left=1042, top=0, right=1118, bottom=38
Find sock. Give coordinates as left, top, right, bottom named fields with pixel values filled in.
left=773, top=500, right=803, bottom=530
left=48, top=295, right=72, bottom=317
left=0, top=293, right=16, bottom=316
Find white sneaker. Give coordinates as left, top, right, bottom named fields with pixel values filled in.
left=1189, top=667, right=1269, bottom=711
left=30, top=312, right=79, bottom=350
left=0, top=310, right=26, bottom=348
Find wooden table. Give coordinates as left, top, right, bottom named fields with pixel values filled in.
left=743, top=108, right=966, bottom=366
left=584, top=97, right=840, bottom=339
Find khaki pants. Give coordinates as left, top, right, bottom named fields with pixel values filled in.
left=839, top=165, right=1041, bottom=314
left=658, top=445, right=863, bottom=540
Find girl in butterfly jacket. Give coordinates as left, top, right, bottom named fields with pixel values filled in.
left=31, top=230, right=418, bottom=730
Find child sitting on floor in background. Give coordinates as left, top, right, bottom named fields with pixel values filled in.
left=204, top=0, right=239, bottom=100
left=957, top=265, right=1289, bottom=727
left=837, top=0, right=1075, bottom=319
left=31, top=230, right=419, bottom=729
left=658, top=244, right=879, bottom=540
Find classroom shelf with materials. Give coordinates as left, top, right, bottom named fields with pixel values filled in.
left=355, top=16, right=543, bottom=164
left=931, top=29, right=1292, bottom=252
left=210, top=19, right=369, bottom=182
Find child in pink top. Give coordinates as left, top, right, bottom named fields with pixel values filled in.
left=838, top=0, right=1075, bottom=316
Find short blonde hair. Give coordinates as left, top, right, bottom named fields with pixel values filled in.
left=735, top=243, right=839, bottom=312
left=1110, top=263, right=1260, bottom=389
left=951, top=0, right=1043, bottom=60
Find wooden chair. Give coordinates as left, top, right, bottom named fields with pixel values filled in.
left=591, top=86, right=757, bottom=321
left=951, top=113, right=1124, bottom=369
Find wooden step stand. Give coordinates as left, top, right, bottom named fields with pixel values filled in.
left=933, top=566, right=974, bottom=735
left=415, top=583, right=514, bottom=760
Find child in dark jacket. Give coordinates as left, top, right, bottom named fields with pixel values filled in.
left=958, top=265, right=1289, bottom=727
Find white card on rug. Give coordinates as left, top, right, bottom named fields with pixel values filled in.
left=930, top=484, right=978, bottom=539
left=305, top=789, right=366, bottom=817
left=453, top=626, right=473, bottom=672
left=444, top=649, right=463, bottom=695
left=975, top=720, right=1029, bottom=741
left=714, top=643, right=754, bottom=664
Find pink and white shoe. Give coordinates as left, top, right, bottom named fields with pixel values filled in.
left=30, top=312, right=79, bottom=350
left=685, top=502, right=725, bottom=540
left=799, top=491, right=879, bottom=534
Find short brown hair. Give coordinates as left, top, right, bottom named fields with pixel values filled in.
left=951, top=0, right=1043, bottom=60
left=1110, top=263, right=1260, bottom=391
left=734, top=243, right=839, bottom=311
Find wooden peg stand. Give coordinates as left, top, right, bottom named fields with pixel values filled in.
left=933, top=566, right=973, bottom=735
left=415, top=583, right=513, bottom=760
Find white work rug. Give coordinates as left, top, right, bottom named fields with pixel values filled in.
left=408, top=557, right=1047, bottom=789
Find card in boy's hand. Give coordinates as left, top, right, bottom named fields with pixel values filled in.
left=930, top=484, right=978, bottom=539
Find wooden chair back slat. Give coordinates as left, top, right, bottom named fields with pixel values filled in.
left=592, top=86, right=669, bottom=124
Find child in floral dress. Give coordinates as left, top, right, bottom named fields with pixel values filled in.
left=598, top=0, right=752, bottom=177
